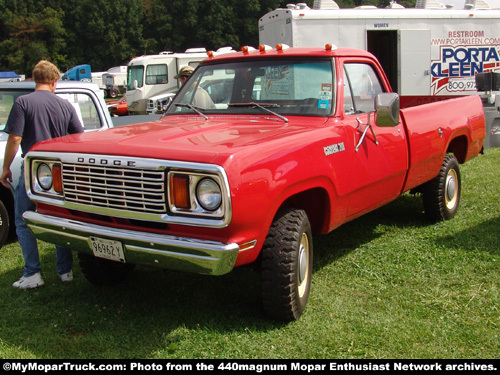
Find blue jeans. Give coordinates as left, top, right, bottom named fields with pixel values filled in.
left=15, top=164, right=73, bottom=277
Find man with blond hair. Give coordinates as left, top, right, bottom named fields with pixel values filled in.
left=1, top=60, right=84, bottom=289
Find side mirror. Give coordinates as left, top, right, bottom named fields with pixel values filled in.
left=133, top=80, right=138, bottom=89
left=375, top=93, right=399, bottom=127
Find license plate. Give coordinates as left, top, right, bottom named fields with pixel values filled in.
left=90, top=236, right=125, bottom=263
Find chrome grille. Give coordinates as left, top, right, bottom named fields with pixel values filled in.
left=62, top=163, right=166, bottom=213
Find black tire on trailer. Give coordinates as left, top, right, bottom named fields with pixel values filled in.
left=260, top=208, right=313, bottom=321
left=422, top=154, right=461, bottom=222
left=78, top=252, right=135, bottom=286
left=0, top=200, right=9, bottom=249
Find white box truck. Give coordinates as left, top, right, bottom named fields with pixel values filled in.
left=126, top=47, right=234, bottom=115
left=258, top=0, right=500, bottom=147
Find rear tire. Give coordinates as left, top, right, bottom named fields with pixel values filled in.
left=422, top=154, right=461, bottom=222
left=78, top=252, right=135, bottom=285
left=260, top=208, right=313, bottom=321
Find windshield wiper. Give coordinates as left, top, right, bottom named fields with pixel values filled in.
left=175, top=103, right=209, bottom=120
left=228, top=102, right=288, bottom=123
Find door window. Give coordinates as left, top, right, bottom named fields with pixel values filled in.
left=57, top=92, right=104, bottom=130
left=343, top=63, right=384, bottom=115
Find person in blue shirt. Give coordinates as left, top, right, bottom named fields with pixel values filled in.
left=1, top=60, right=84, bottom=289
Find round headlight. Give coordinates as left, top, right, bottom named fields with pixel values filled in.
left=37, top=163, right=53, bottom=190
left=196, top=178, right=222, bottom=211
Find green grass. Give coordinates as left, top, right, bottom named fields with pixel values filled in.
left=1, top=148, right=499, bottom=359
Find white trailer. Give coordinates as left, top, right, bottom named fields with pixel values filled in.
left=102, top=66, right=127, bottom=98
left=259, top=0, right=500, bottom=147
left=126, top=47, right=234, bottom=115
left=90, top=72, right=106, bottom=91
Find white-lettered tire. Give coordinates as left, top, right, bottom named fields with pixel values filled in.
left=260, top=208, right=313, bottom=321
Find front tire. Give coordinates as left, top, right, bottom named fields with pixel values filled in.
left=78, top=252, right=135, bottom=285
left=422, top=154, right=461, bottom=222
left=260, top=208, right=313, bottom=321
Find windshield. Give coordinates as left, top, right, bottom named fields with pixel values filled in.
left=127, top=65, right=144, bottom=90
left=165, top=58, right=335, bottom=117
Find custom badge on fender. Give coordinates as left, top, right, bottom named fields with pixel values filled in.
left=324, top=142, right=345, bottom=156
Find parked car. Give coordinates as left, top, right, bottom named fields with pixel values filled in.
left=146, top=91, right=176, bottom=115
left=0, top=81, right=115, bottom=249
left=107, top=95, right=128, bottom=116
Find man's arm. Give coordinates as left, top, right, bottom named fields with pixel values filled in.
left=1, top=134, right=22, bottom=188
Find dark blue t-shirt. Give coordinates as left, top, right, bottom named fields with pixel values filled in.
left=5, top=90, right=84, bottom=156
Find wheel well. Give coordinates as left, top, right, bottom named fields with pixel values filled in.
left=447, top=135, right=468, bottom=163
left=280, top=187, right=330, bottom=234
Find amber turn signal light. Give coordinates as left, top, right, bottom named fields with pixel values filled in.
left=52, top=164, right=63, bottom=193
left=170, top=174, right=190, bottom=209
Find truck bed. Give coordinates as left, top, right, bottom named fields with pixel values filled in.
left=400, top=95, right=485, bottom=192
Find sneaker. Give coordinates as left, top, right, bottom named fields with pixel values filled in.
left=59, top=270, right=73, bottom=282
left=12, top=273, right=45, bottom=289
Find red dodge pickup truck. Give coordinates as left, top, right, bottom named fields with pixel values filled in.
left=22, top=45, right=485, bottom=321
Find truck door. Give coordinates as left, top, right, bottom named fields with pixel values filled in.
left=339, top=59, right=408, bottom=219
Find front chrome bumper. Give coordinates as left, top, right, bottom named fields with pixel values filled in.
left=23, top=211, right=239, bottom=275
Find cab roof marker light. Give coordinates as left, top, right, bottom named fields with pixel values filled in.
left=241, top=46, right=257, bottom=54
left=207, top=50, right=214, bottom=58
left=276, top=44, right=290, bottom=52
left=325, top=44, right=338, bottom=51
left=258, top=44, right=272, bottom=52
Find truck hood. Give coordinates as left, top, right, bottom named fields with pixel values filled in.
left=32, top=115, right=328, bottom=163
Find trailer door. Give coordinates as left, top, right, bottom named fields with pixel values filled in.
left=398, top=29, right=431, bottom=95
left=367, top=30, right=398, bottom=93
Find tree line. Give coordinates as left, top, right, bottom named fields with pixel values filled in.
left=0, top=0, right=415, bottom=76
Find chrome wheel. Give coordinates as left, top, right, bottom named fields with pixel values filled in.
left=445, top=169, right=458, bottom=210
left=297, top=232, right=310, bottom=298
